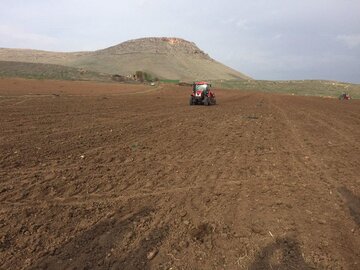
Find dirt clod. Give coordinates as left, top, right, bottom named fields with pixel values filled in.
left=147, top=250, right=158, bottom=260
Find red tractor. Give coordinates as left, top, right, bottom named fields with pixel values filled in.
left=189, top=81, right=216, bottom=106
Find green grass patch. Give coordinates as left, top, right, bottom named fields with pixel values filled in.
left=160, top=79, right=180, bottom=84
left=0, top=61, right=113, bottom=82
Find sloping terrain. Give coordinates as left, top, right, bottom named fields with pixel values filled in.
left=0, top=78, right=359, bottom=269
left=0, top=38, right=251, bottom=81
left=0, top=61, right=113, bottom=82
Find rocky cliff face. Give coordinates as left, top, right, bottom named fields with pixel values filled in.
left=96, top=37, right=211, bottom=59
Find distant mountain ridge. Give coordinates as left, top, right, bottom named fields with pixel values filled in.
left=0, top=37, right=252, bottom=81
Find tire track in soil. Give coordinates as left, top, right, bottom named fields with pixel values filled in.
left=269, top=96, right=360, bottom=268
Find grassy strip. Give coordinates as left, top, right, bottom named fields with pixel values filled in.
left=0, top=61, right=112, bottom=82
left=212, top=80, right=360, bottom=99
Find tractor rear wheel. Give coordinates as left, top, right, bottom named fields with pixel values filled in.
left=204, top=97, right=209, bottom=106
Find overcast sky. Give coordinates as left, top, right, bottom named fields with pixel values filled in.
left=1, top=0, right=359, bottom=83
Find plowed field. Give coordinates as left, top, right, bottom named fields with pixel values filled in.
left=1, top=78, right=359, bottom=269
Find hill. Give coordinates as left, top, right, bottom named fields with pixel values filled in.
left=0, top=37, right=251, bottom=81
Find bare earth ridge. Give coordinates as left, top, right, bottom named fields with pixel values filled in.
left=0, top=78, right=359, bottom=269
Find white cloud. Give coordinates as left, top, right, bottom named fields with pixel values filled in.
left=336, top=34, right=360, bottom=48
left=221, top=18, right=236, bottom=24
left=272, top=34, right=282, bottom=40
left=235, top=19, right=249, bottom=30
left=0, top=25, right=57, bottom=49
left=220, top=17, right=250, bottom=30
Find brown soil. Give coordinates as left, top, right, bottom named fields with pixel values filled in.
left=0, top=78, right=359, bottom=270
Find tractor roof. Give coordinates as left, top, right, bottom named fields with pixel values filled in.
left=194, top=81, right=210, bottom=85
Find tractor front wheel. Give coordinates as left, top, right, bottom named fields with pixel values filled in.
left=189, top=96, right=194, bottom=105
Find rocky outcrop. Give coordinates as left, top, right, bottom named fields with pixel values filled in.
left=96, top=37, right=211, bottom=59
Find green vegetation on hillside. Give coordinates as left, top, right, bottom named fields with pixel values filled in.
left=1, top=60, right=358, bottom=99
left=212, top=80, right=360, bottom=99
left=135, top=71, right=159, bottom=82
left=160, top=79, right=180, bottom=84
left=0, top=61, right=113, bottom=82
